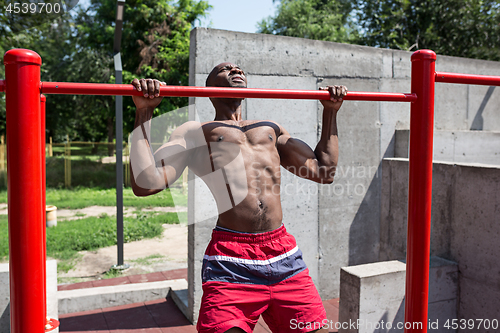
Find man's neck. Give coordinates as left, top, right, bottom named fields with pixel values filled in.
left=212, top=98, right=244, bottom=121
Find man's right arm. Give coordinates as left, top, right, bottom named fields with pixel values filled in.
left=130, top=78, right=191, bottom=196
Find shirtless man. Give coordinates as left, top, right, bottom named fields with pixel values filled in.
left=130, top=63, right=347, bottom=333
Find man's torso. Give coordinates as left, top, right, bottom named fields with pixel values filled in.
left=189, top=120, right=284, bottom=233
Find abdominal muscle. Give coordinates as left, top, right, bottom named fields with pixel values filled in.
left=214, top=148, right=283, bottom=233
left=217, top=182, right=283, bottom=233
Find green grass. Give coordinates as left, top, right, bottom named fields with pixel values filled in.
left=0, top=211, right=184, bottom=272
left=128, top=254, right=166, bottom=265
left=0, top=215, right=7, bottom=262
left=0, top=186, right=187, bottom=209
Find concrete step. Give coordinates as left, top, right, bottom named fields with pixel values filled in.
left=58, top=278, right=187, bottom=315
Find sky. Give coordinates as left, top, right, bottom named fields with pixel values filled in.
left=77, top=0, right=279, bottom=34
left=196, top=0, right=279, bottom=34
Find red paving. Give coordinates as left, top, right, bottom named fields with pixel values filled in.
left=57, top=269, right=188, bottom=291
left=58, top=269, right=340, bottom=333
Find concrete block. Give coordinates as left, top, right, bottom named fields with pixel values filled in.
left=58, top=279, right=187, bottom=315
left=339, top=258, right=458, bottom=333
left=339, top=260, right=406, bottom=333
left=169, top=287, right=189, bottom=323
left=0, top=260, right=58, bottom=333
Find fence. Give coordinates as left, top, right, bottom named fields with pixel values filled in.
left=48, top=138, right=131, bottom=188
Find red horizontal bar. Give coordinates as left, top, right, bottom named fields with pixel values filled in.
left=0, top=80, right=5, bottom=92
left=40, top=82, right=416, bottom=102
left=435, top=72, right=500, bottom=86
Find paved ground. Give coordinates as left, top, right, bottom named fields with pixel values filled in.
left=57, top=223, right=188, bottom=283
left=58, top=269, right=340, bottom=333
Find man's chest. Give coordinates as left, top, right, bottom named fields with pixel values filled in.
left=202, top=120, right=280, bottom=147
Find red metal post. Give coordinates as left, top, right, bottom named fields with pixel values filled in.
left=405, top=50, right=436, bottom=333
left=4, top=49, right=45, bottom=333
left=40, top=94, right=47, bottom=325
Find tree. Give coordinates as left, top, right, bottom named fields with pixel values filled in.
left=257, top=0, right=359, bottom=43
left=0, top=1, right=81, bottom=139
left=0, top=0, right=210, bottom=144
left=357, top=0, right=500, bottom=61
left=76, top=0, right=210, bottom=142
left=259, top=0, right=500, bottom=62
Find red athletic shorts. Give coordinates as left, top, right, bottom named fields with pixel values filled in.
left=197, top=224, right=327, bottom=333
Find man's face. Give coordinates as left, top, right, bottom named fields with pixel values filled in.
left=206, top=62, right=247, bottom=88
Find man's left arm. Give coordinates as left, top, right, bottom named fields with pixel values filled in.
left=277, top=85, right=347, bottom=184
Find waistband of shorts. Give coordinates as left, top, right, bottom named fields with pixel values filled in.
left=210, top=224, right=287, bottom=244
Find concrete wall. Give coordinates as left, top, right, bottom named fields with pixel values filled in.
left=187, top=27, right=500, bottom=321
left=381, top=159, right=500, bottom=326
left=395, top=129, right=500, bottom=165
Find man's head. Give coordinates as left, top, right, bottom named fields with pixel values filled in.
left=205, top=62, right=247, bottom=88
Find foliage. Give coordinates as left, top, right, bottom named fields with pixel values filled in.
left=357, top=0, right=500, bottom=61
left=77, top=0, right=210, bottom=138
left=257, top=0, right=358, bottom=43
left=0, top=0, right=209, bottom=142
left=0, top=0, right=64, bottom=137
left=260, top=0, right=500, bottom=61
left=0, top=215, right=7, bottom=261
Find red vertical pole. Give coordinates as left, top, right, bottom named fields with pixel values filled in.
left=405, top=50, right=436, bottom=333
left=4, top=49, right=45, bottom=333
left=40, top=94, right=47, bottom=325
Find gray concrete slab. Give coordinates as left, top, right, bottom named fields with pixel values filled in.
left=58, top=279, right=187, bottom=315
